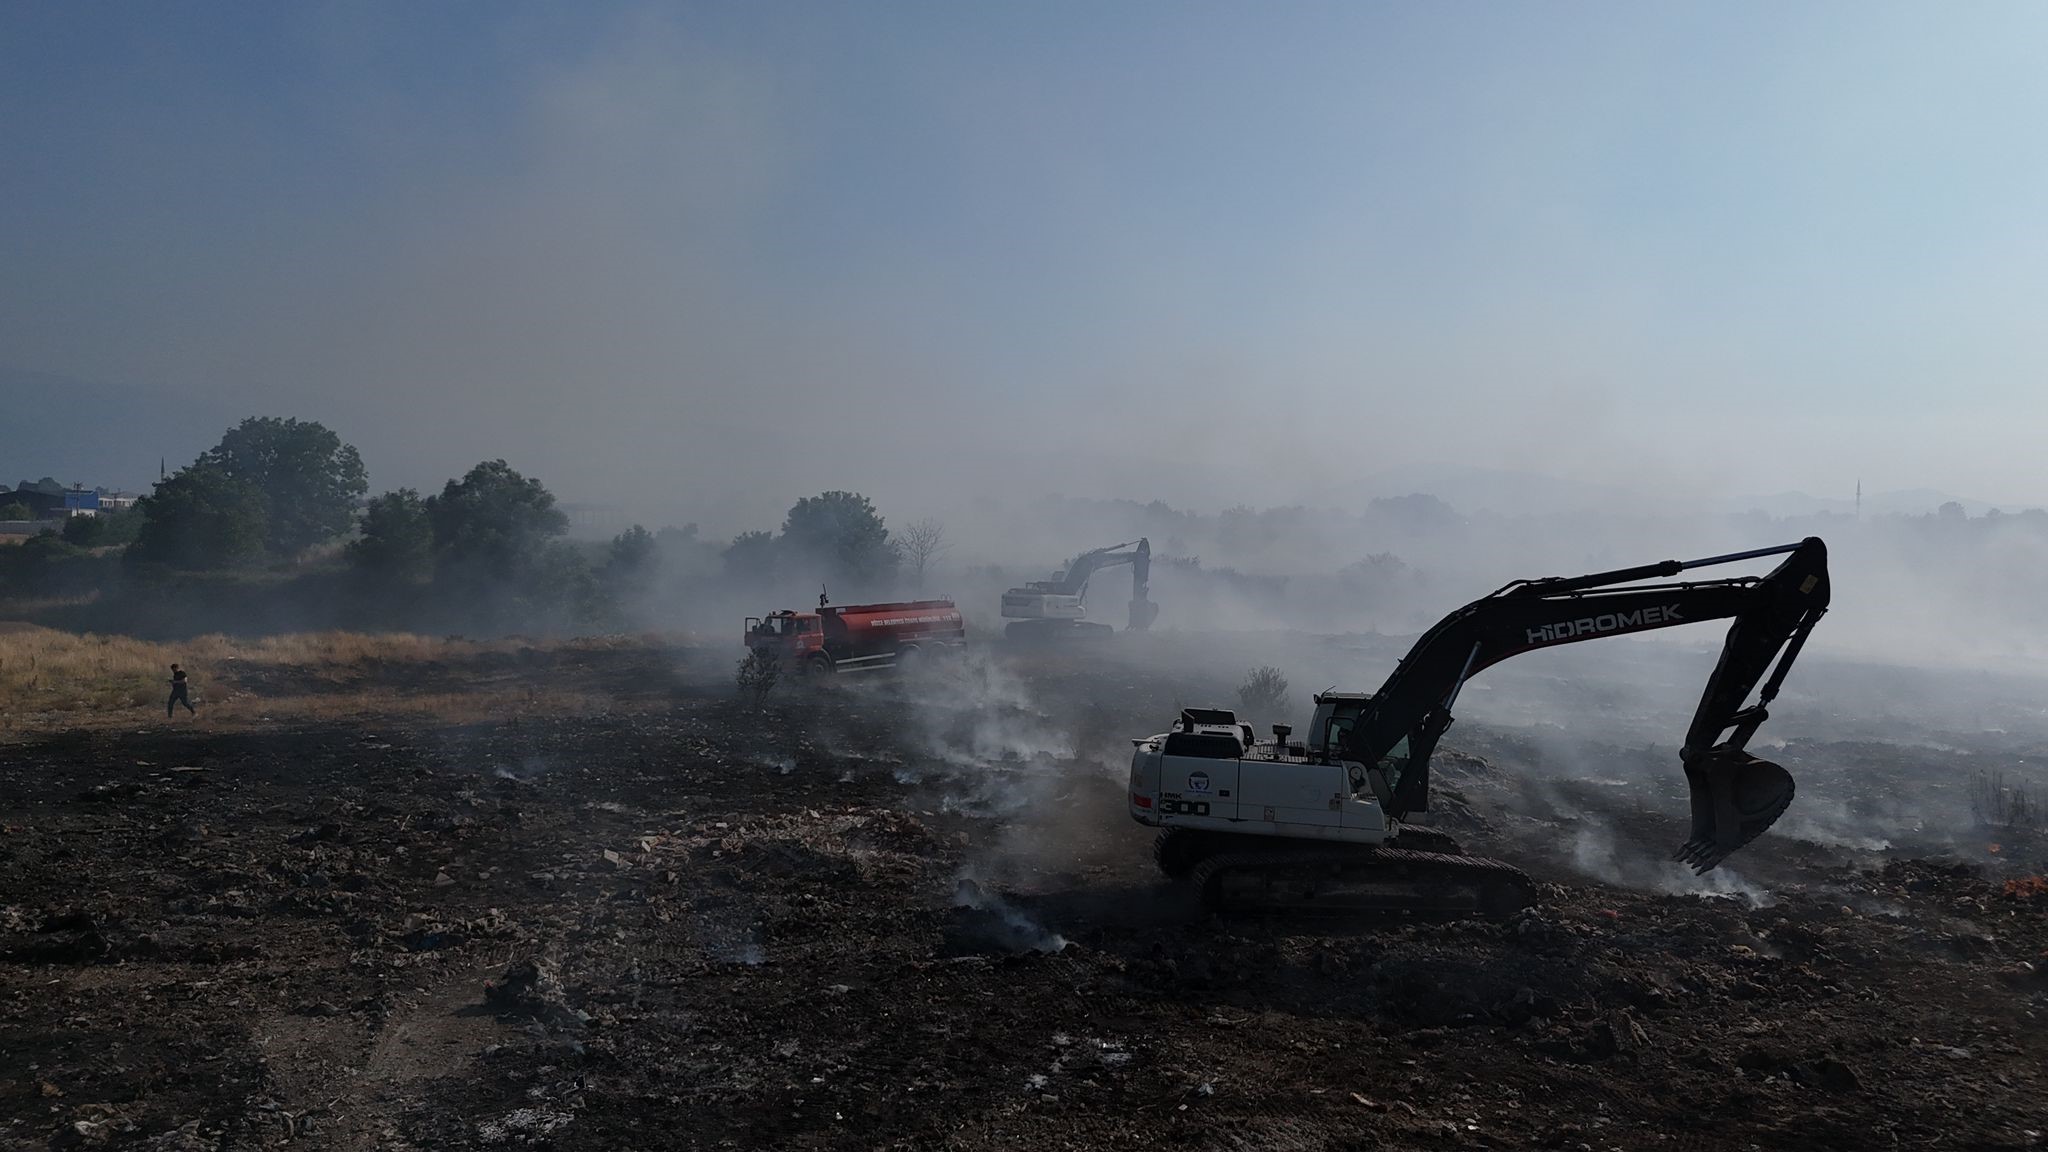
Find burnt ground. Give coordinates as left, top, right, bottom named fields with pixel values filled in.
left=3, top=642, right=2047, bottom=1151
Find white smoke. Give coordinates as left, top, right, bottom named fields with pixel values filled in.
left=898, top=647, right=1074, bottom=769
left=953, top=873, right=1067, bottom=954
left=1569, top=825, right=1775, bottom=908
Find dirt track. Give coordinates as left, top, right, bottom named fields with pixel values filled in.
left=3, top=643, right=2046, bottom=1150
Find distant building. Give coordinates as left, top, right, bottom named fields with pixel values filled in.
left=8, top=489, right=66, bottom=520
left=6, top=482, right=137, bottom=520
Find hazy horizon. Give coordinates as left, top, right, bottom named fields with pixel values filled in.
left=7, top=3, right=2048, bottom=527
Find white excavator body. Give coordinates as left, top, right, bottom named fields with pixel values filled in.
left=1125, top=540, right=1832, bottom=916
left=1127, top=706, right=1394, bottom=845
left=1000, top=587, right=1088, bottom=621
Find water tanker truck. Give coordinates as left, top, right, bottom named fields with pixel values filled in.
left=745, top=592, right=966, bottom=674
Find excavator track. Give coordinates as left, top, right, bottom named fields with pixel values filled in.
left=1187, top=843, right=1535, bottom=919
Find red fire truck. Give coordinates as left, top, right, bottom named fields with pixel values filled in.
left=745, top=593, right=966, bottom=674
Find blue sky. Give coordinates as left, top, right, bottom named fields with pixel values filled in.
left=4, top=2, right=2046, bottom=523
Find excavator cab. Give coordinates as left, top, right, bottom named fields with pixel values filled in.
left=1308, top=692, right=1416, bottom=809
left=1307, top=691, right=1370, bottom=758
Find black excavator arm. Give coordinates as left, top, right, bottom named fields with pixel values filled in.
left=1334, top=537, right=1830, bottom=872
left=1046, top=538, right=1156, bottom=631
left=1052, top=539, right=1144, bottom=594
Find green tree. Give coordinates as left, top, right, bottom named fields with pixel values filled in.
left=425, top=460, right=569, bottom=570
left=0, top=532, right=88, bottom=595
left=602, top=524, right=659, bottom=595
left=128, top=463, right=268, bottom=570
left=723, top=529, right=778, bottom=581
left=0, top=501, right=29, bottom=521
left=1366, top=492, right=1464, bottom=534
left=529, top=538, right=606, bottom=625
left=349, top=488, right=436, bottom=583
left=780, top=491, right=897, bottom=583
left=609, top=524, right=657, bottom=570
left=202, top=417, right=369, bottom=556
left=96, top=505, right=145, bottom=547
left=61, top=514, right=107, bottom=546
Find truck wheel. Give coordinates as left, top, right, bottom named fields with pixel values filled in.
left=895, top=644, right=922, bottom=670
left=806, top=653, right=835, bottom=676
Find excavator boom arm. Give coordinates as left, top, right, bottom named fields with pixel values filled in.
left=1005, top=538, right=1156, bottom=632
left=1338, top=537, right=1830, bottom=872
left=1055, top=540, right=1142, bottom=595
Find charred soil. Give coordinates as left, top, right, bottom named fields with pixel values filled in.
left=3, top=645, right=2046, bottom=1150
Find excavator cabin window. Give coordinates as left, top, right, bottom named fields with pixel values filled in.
left=1321, top=712, right=1354, bottom=755
left=1378, top=735, right=1413, bottom=791
left=1332, top=725, right=1411, bottom=791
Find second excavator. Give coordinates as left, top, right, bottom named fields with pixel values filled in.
left=1002, top=538, right=1158, bottom=640
left=1129, top=538, right=1831, bottom=916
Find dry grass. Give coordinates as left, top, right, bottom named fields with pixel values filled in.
left=1971, top=769, right=2042, bottom=831
left=1, top=627, right=475, bottom=699
left=0, top=625, right=647, bottom=731
left=192, top=687, right=615, bottom=726
left=1, top=628, right=189, bottom=713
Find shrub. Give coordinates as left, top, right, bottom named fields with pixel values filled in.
left=1236, top=665, right=1290, bottom=719
left=736, top=648, right=781, bottom=705
left=61, top=514, right=107, bottom=547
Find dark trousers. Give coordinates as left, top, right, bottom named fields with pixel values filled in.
left=168, top=684, right=194, bottom=716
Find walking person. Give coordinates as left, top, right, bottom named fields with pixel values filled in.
left=167, top=663, right=195, bottom=717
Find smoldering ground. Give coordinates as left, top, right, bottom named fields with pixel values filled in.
left=11, top=635, right=2047, bottom=1150
left=12, top=6, right=2048, bottom=1144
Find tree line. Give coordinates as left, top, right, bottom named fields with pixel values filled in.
left=0, top=416, right=947, bottom=633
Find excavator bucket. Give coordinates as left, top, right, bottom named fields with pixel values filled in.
left=1128, top=598, right=1159, bottom=632
left=1677, top=749, right=1795, bottom=874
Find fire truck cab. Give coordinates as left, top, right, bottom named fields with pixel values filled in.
left=745, top=596, right=965, bottom=675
